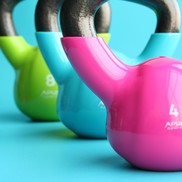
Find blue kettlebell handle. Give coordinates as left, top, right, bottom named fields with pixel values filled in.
left=35, top=0, right=111, bottom=83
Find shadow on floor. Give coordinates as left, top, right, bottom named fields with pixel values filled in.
left=14, top=125, right=78, bottom=140
left=37, top=127, right=77, bottom=139
left=91, top=154, right=182, bottom=174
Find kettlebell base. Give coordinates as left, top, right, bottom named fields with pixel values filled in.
left=108, top=129, right=182, bottom=171
left=60, top=112, right=107, bottom=139
left=15, top=99, right=59, bottom=122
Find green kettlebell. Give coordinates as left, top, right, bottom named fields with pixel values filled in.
left=0, top=0, right=59, bottom=121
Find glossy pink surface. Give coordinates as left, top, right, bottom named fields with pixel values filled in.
left=62, top=37, right=182, bottom=171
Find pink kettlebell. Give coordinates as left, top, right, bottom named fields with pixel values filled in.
left=61, top=0, right=182, bottom=171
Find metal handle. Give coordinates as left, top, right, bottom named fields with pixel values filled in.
left=0, top=0, right=23, bottom=36
left=35, top=0, right=111, bottom=33
left=60, top=0, right=181, bottom=37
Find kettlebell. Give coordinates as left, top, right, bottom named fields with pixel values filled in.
left=61, top=0, right=182, bottom=171
left=35, top=0, right=111, bottom=138
left=0, top=0, right=59, bottom=121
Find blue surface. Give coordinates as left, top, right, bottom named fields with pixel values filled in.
left=1, top=0, right=182, bottom=181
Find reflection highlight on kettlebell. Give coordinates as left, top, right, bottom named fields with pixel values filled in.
left=0, top=0, right=59, bottom=121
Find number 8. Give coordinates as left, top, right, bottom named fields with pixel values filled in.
left=46, top=74, right=55, bottom=87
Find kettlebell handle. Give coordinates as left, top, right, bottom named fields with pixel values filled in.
left=0, top=0, right=110, bottom=35
left=35, top=0, right=111, bottom=34
left=61, top=0, right=180, bottom=37
left=0, top=0, right=22, bottom=36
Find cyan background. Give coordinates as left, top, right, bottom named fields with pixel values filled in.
left=1, top=0, right=182, bottom=181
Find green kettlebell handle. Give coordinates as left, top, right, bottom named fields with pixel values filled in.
left=0, top=0, right=35, bottom=69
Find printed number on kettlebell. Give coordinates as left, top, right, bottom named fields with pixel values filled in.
left=46, top=74, right=56, bottom=87
left=169, top=104, right=179, bottom=117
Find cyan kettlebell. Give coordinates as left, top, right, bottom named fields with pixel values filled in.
left=0, top=0, right=59, bottom=121
left=36, top=0, right=180, bottom=138
left=35, top=0, right=111, bottom=138
left=61, top=0, right=182, bottom=171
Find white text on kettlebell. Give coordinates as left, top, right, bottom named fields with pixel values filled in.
left=46, top=74, right=56, bottom=87
left=169, top=104, right=179, bottom=117
left=165, top=121, right=182, bottom=130
left=41, top=90, right=58, bottom=98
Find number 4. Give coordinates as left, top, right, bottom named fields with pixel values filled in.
left=169, top=104, right=179, bottom=117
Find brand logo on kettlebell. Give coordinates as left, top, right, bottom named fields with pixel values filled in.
left=41, top=90, right=58, bottom=98
left=169, top=104, right=179, bottom=117
left=165, top=121, right=182, bottom=130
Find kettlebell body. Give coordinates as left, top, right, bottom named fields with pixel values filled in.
left=107, top=56, right=182, bottom=171
left=0, top=0, right=59, bottom=120
left=61, top=0, right=182, bottom=170
left=107, top=57, right=182, bottom=171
